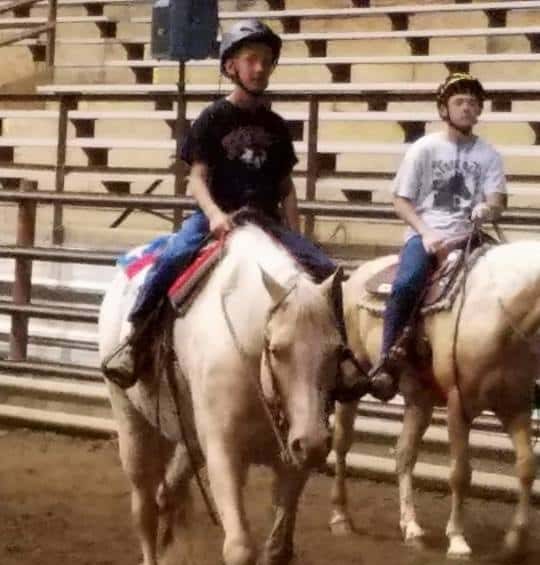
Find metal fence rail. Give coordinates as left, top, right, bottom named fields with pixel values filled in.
left=2, top=180, right=540, bottom=377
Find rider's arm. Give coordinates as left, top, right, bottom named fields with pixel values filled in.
left=394, top=195, right=446, bottom=254
left=394, top=195, right=441, bottom=238
left=187, top=161, right=232, bottom=236
left=280, top=176, right=300, bottom=231
left=486, top=192, right=506, bottom=221
left=473, top=150, right=507, bottom=222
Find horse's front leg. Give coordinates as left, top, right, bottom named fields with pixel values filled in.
left=500, top=410, right=536, bottom=557
left=108, top=384, right=167, bottom=565
left=329, top=400, right=357, bottom=535
left=259, top=465, right=308, bottom=565
left=445, top=387, right=473, bottom=558
left=396, top=393, right=434, bottom=545
left=206, top=439, right=254, bottom=565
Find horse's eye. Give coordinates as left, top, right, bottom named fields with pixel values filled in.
left=270, top=345, right=289, bottom=360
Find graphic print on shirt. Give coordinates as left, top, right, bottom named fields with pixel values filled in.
left=426, top=158, right=481, bottom=213
left=221, top=126, right=273, bottom=170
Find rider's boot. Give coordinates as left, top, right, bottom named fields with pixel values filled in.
left=369, top=342, right=407, bottom=402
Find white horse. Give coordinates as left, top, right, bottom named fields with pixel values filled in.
left=99, top=223, right=344, bottom=565
left=330, top=241, right=539, bottom=558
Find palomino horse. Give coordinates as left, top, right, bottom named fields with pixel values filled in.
left=330, top=241, right=538, bottom=558
left=98, top=223, right=344, bottom=565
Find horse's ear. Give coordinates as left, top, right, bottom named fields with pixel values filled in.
left=259, top=265, right=290, bottom=305
left=319, top=267, right=345, bottom=301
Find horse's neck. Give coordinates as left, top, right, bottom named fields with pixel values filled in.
left=226, top=224, right=301, bottom=288
left=481, top=242, right=540, bottom=333
left=213, top=224, right=303, bottom=354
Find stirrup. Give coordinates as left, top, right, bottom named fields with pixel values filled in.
left=101, top=337, right=137, bottom=389
left=369, top=354, right=399, bottom=402
left=333, top=348, right=370, bottom=403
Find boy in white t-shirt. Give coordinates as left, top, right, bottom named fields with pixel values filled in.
left=370, top=73, right=507, bottom=401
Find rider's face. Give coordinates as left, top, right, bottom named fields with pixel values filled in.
left=443, top=93, right=482, bottom=130
left=225, top=43, right=276, bottom=93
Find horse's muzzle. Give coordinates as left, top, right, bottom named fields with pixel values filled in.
left=288, top=431, right=332, bottom=469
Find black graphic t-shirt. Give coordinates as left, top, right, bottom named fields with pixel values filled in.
left=181, top=98, right=298, bottom=219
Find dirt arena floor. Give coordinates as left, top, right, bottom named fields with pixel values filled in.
left=0, top=429, right=538, bottom=565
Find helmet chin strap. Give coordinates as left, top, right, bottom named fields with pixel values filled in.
left=442, top=105, right=473, bottom=137
left=230, top=72, right=265, bottom=97
left=448, top=117, right=472, bottom=136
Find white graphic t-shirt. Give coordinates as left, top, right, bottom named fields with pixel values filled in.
left=392, top=132, right=506, bottom=241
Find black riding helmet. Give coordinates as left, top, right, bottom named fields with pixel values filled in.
left=219, top=19, right=282, bottom=77
left=436, top=72, right=486, bottom=110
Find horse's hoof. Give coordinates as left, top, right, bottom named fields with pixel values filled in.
left=447, top=535, right=472, bottom=559
left=257, top=545, right=293, bottom=565
left=503, top=527, right=528, bottom=558
left=401, top=521, right=425, bottom=548
left=329, top=512, right=354, bottom=536
left=223, top=542, right=256, bottom=565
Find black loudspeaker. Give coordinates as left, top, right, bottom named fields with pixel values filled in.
left=151, top=0, right=218, bottom=62
left=151, top=0, right=171, bottom=60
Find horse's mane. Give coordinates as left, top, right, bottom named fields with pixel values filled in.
left=226, top=220, right=333, bottom=327
left=226, top=219, right=307, bottom=287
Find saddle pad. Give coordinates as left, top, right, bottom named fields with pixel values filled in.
left=118, top=234, right=171, bottom=280
left=168, top=239, right=224, bottom=308
left=118, top=235, right=225, bottom=310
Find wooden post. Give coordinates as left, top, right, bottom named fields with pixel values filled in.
left=173, top=60, right=187, bottom=229
left=10, top=179, right=37, bottom=361
left=52, top=95, right=75, bottom=244
left=304, top=96, right=319, bottom=237
left=46, top=0, right=57, bottom=67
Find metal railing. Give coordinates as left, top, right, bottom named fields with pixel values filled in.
left=0, top=0, right=57, bottom=66
left=2, top=180, right=540, bottom=373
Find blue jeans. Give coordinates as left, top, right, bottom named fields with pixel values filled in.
left=130, top=210, right=337, bottom=321
left=381, top=235, right=435, bottom=355
left=266, top=222, right=337, bottom=283
left=130, top=211, right=210, bottom=321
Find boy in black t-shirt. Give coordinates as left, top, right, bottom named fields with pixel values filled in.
left=128, top=19, right=336, bottom=323
left=103, top=20, right=337, bottom=385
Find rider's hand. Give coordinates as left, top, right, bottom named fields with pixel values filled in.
left=209, top=209, right=233, bottom=238
left=421, top=228, right=446, bottom=255
left=471, top=202, right=493, bottom=224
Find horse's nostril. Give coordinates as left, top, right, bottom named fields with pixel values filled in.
left=325, top=435, right=333, bottom=453
left=290, top=438, right=302, bottom=455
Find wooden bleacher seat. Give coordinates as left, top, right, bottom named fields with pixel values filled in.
left=1, top=136, right=540, bottom=163
left=34, top=80, right=540, bottom=110
left=124, top=24, right=540, bottom=57
left=4, top=107, right=540, bottom=152
left=222, top=1, right=540, bottom=21
left=0, top=15, right=116, bottom=25
left=132, top=1, right=540, bottom=32
left=94, top=51, right=540, bottom=84
left=0, top=15, right=117, bottom=37
left=3, top=0, right=540, bottom=21
left=5, top=107, right=540, bottom=125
